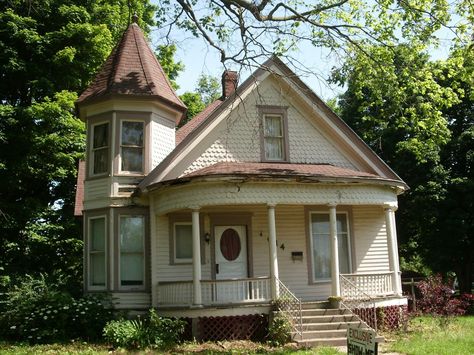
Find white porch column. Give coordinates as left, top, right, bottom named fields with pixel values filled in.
left=329, top=204, right=340, bottom=296
left=192, top=208, right=202, bottom=306
left=385, top=205, right=402, bottom=296
left=268, top=204, right=280, bottom=300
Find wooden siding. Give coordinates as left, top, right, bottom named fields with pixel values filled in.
left=352, top=205, right=390, bottom=273
left=111, top=292, right=151, bottom=309
left=178, top=79, right=355, bottom=178
left=84, top=178, right=110, bottom=200
left=151, top=113, right=175, bottom=170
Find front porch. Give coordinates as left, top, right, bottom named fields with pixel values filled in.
left=156, top=272, right=401, bottom=309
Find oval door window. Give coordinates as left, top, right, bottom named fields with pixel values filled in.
left=220, top=228, right=241, bottom=261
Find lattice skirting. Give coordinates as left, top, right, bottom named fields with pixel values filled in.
left=353, top=305, right=407, bottom=330
left=197, top=314, right=268, bottom=341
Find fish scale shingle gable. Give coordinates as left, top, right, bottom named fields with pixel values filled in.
left=76, top=21, right=186, bottom=114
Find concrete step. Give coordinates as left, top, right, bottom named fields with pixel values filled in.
left=301, top=314, right=358, bottom=323
left=296, top=337, right=348, bottom=347
left=301, top=301, right=329, bottom=309
left=299, top=329, right=347, bottom=340
left=301, top=321, right=364, bottom=331
left=300, top=308, right=352, bottom=316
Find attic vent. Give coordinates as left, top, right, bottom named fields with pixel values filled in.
left=118, top=185, right=136, bottom=196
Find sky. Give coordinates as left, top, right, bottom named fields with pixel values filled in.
left=149, top=5, right=457, bottom=102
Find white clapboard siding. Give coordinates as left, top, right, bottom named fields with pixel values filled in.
left=180, top=79, right=355, bottom=177
left=84, top=178, right=109, bottom=200
left=352, top=205, right=390, bottom=273
left=111, top=292, right=151, bottom=309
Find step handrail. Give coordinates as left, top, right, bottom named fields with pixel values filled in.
left=275, top=278, right=303, bottom=339
left=339, top=274, right=378, bottom=331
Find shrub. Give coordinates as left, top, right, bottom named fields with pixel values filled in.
left=103, top=309, right=185, bottom=350
left=461, top=293, right=474, bottom=315
left=267, top=313, right=292, bottom=346
left=416, top=274, right=469, bottom=326
left=0, top=274, right=112, bottom=342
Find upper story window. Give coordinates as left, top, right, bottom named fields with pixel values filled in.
left=259, top=106, right=289, bottom=162
left=92, top=123, right=109, bottom=175
left=121, top=121, right=144, bottom=173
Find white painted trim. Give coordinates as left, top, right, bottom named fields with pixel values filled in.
left=149, top=198, right=158, bottom=306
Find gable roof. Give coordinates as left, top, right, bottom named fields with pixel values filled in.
left=176, top=99, right=223, bottom=145
left=76, top=20, right=186, bottom=117
left=139, top=55, right=407, bottom=191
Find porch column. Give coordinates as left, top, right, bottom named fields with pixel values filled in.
left=329, top=204, right=340, bottom=296
left=384, top=205, right=402, bottom=296
left=268, top=204, right=280, bottom=300
left=192, top=208, right=202, bottom=306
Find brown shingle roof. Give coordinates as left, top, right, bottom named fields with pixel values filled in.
left=183, top=162, right=381, bottom=180
left=74, top=160, right=85, bottom=217
left=176, top=99, right=223, bottom=145
left=76, top=22, right=186, bottom=116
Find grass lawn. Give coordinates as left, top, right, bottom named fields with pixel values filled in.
left=0, top=341, right=344, bottom=354
left=383, top=315, right=474, bottom=355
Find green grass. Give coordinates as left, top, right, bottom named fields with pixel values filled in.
left=0, top=341, right=344, bottom=355
left=385, top=316, right=474, bottom=355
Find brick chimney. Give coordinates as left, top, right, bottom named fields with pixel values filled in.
left=222, top=70, right=238, bottom=99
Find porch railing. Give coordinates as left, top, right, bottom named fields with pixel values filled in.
left=340, top=272, right=394, bottom=297
left=340, top=274, right=377, bottom=330
left=276, top=278, right=303, bottom=339
left=157, top=277, right=271, bottom=306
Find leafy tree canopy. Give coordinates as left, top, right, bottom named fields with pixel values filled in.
left=0, top=0, right=156, bottom=289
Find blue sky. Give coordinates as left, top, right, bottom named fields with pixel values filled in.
left=150, top=9, right=456, bottom=102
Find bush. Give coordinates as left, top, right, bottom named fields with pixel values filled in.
left=267, top=313, right=292, bottom=346
left=103, top=309, right=185, bottom=350
left=461, top=294, right=474, bottom=315
left=417, top=274, right=469, bottom=326
left=0, top=274, right=112, bottom=342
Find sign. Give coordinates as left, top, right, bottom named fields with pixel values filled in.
left=347, top=325, right=378, bottom=355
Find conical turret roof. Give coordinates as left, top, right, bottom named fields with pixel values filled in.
left=76, top=20, right=186, bottom=116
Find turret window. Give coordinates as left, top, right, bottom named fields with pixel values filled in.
left=121, top=121, right=144, bottom=173
left=92, top=123, right=109, bottom=175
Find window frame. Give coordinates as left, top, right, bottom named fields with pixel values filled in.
left=87, top=215, right=107, bottom=291
left=90, top=121, right=110, bottom=177
left=173, top=222, right=193, bottom=264
left=308, top=210, right=352, bottom=284
left=119, top=120, right=145, bottom=175
left=258, top=106, right=289, bottom=162
left=118, top=214, right=146, bottom=291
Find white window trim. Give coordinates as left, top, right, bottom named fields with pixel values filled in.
left=263, top=113, right=286, bottom=161
left=119, top=119, right=145, bottom=175
left=309, top=211, right=352, bottom=283
left=89, top=121, right=110, bottom=177
left=173, top=222, right=193, bottom=264
left=88, top=215, right=107, bottom=291
left=118, top=215, right=146, bottom=291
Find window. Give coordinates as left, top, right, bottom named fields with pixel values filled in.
left=91, top=123, right=109, bottom=175
left=121, top=121, right=144, bottom=173
left=174, top=223, right=192, bottom=263
left=89, top=217, right=106, bottom=288
left=310, top=212, right=351, bottom=281
left=120, top=216, right=145, bottom=287
left=264, top=114, right=285, bottom=160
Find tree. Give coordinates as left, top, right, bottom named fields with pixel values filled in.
left=157, top=0, right=472, bottom=70
left=196, top=74, right=221, bottom=105
left=335, top=42, right=474, bottom=291
left=156, top=44, right=185, bottom=89
left=0, top=0, right=156, bottom=290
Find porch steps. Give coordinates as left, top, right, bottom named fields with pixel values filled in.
left=289, top=302, right=376, bottom=347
